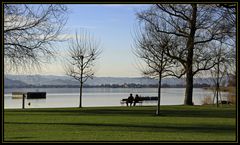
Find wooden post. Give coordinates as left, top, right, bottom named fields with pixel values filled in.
left=22, top=94, right=25, bottom=109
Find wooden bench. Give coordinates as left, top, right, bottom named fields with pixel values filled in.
left=219, top=100, right=232, bottom=104
left=120, top=96, right=158, bottom=106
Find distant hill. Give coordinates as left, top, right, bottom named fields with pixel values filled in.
left=4, top=78, right=29, bottom=88
left=4, top=74, right=217, bottom=88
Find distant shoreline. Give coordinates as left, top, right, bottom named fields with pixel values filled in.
left=4, top=84, right=210, bottom=89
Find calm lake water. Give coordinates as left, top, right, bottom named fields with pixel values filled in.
left=4, top=88, right=228, bottom=109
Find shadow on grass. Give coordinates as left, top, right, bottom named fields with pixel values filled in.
left=160, top=109, right=235, bottom=118
left=5, top=121, right=235, bottom=134
left=5, top=106, right=236, bottom=118
left=6, top=136, right=35, bottom=140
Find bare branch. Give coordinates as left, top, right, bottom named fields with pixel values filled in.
left=4, top=4, right=68, bottom=72
left=65, top=30, right=101, bottom=84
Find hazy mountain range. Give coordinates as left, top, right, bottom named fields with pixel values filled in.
left=4, top=74, right=218, bottom=88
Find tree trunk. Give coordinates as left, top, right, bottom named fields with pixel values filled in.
left=79, top=82, right=83, bottom=108
left=79, top=69, right=83, bottom=108
left=79, top=56, right=83, bottom=108
left=216, top=82, right=219, bottom=107
left=184, top=71, right=194, bottom=105
left=156, top=72, right=162, bottom=115
left=216, top=61, right=220, bottom=107
left=184, top=4, right=197, bottom=106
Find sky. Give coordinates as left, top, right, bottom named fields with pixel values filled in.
left=35, top=4, right=152, bottom=77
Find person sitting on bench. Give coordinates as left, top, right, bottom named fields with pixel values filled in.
left=134, top=94, right=141, bottom=106
left=127, top=93, right=134, bottom=106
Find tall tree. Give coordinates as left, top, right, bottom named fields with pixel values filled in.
left=4, top=4, right=68, bottom=72
left=136, top=4, right=236, bottom=105
left=65, top=31, right=101, bottom=108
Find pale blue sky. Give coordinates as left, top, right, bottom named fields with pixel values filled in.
left=40, top=4, right=152, bottom=77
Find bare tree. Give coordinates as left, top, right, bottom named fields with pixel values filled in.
left=65, top=31, right=101, bottom=108
left=136, top=4, right=236, bottom=105
left=133, top=25, right=176, bottom=115
left=209, top=43, right=233, bottom=107
left=4, top=4, right=68, bottom=72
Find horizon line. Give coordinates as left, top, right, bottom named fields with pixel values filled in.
left=4, top=74, right=219, bottom=79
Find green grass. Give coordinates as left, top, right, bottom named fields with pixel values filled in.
left=4, top=105, right=236, bottom=142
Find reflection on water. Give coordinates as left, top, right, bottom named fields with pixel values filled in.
left=4, top=88, right=228, bottom=109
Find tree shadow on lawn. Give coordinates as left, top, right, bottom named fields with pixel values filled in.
left=5, top=121, right=235, bottom=134
left=5, top=107, right=153, bottom=116
left=160, top=109, right=235, bottom=118
left=6, top=136, right=35, bottom=140
left=5, top=106, right=235, bottom=118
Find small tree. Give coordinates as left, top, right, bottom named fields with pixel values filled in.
left=133, top=25, right=177, bottom=115
left=210, top=46, right=226, bottom=107
left=209, top=42, right=235, bottom=107
left=65, top=31, right=101, bottom=108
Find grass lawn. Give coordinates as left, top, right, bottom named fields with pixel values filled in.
left=4, top=105, right=236, bottom=142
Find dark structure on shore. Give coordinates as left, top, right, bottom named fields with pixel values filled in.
left=12, top=92, right=46, bottom=99
left=26, top=92, right=46, bottom=99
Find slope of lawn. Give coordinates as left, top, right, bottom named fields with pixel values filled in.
left=4, top=105, right=236, bottom=142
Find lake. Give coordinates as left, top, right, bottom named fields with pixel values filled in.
left=4, top=88, right=228, bottom=109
